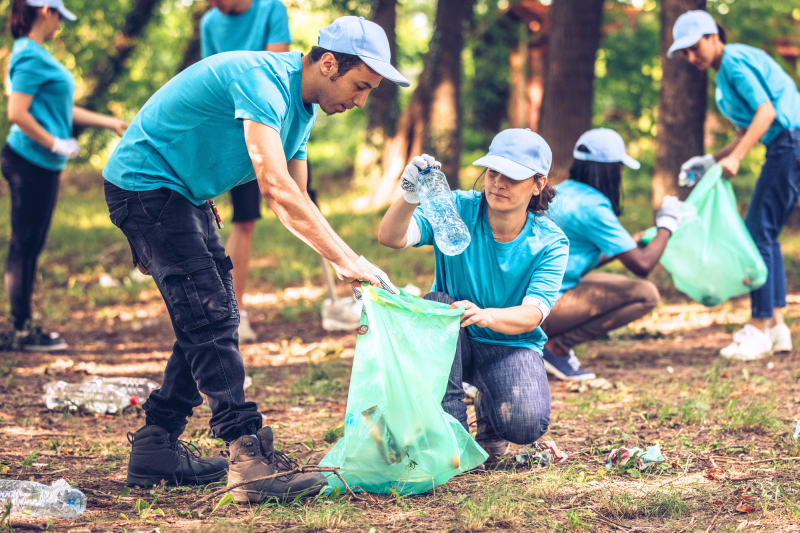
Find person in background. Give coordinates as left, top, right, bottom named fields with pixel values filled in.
left=201, top=0, right=291, bottom=343
left=104, top=17, right=407, bottom=501
left=670, top=10, right=800, bottom=360
left=3, top=0, right=127, bottom=351
left=378, top=129, right=568, bottom=457
left=542, top=129, right=681, bottom=381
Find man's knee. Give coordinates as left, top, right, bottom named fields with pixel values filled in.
left=423, top=291, right=455, bottom=305
left=634, top=279, right=660, bottom=312
left=491, top=403, right=550, bottom=445
left=232, top=220, right=257, bottom=236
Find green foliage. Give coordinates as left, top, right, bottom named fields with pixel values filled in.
left=134, top=495, right=165, bottom=519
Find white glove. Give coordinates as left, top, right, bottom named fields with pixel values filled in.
left=351, top=256, right=400, bottom=300
left=656, top=195, right=682, bottom=234
left=400, top=154, right=441, bottom=204
left=678, top=154, right=715, bottom=186
left=51, top=137, right=80, bottom=159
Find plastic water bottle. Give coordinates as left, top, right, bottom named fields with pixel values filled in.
left=416, top=167, right=471, bottom=256
left=0, top=479, right=86, bottom=517
left=43, top=376, right=159, bottom=414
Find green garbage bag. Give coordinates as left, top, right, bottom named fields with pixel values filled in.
left=319, top=284, right=488, bottom=494
left=641, top=164, right=766, bottom=306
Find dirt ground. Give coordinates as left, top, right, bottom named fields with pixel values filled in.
left=0, top=285, right=799, bottom=532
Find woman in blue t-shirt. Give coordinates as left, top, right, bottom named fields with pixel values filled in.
left=669, top=10, right=800, bottom=360
left=379, top=129, right=568, bottom=457
left=3, top=0, right=127, bottom=350
left=542, top=129, right=680, bottom=381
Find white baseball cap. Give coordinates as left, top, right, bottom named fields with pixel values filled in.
left=318, top=16, right=409, bottom=87
left=573, top=128, right=640, bottom=169
left=667, top=10, right=718, bottom=58
left=26, top=0, right=76, bottom=21
left=473, top=128, right=552, bottom=180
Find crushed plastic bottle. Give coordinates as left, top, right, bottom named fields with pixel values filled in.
left=43, top=376, right=159, bottom=414
left=0, top=479, right=86, bottom=517
left=416, top=167, right=471, bottom=256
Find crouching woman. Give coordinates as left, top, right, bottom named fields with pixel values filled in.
left=378, top=129, right=568, bottom=456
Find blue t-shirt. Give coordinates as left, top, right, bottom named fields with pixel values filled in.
left=5, top=38, right=75, bottom=171
left=103, top=52, right=316, bottom=205
left=412, top=191, right=569, bottom=354
left=715, top=44, right=800, bottom=145
left=201, top=0, right=291, bottom=58
left=551, top=180, right=637, bottom=295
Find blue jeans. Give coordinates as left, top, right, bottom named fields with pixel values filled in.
left=424, top=292, right=551, bottom=445
left=104, top=181, right=262, bottom=441
left=745, top=129, right=800, bottom=319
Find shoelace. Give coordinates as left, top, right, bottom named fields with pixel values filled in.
left=266, top=448, right=300, bottom=480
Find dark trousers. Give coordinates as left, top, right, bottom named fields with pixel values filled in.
left=104, top=180, right=262, bottom=441
left=0, top=145, right=61, bottom=330
left=745, top=129, right=800, bottom=319
left=424, top=292, right=551, bottom=445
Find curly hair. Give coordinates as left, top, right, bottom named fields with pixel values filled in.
left=308, top=46, right=365, bottom=81
left=473, top=169, right=557, bottom=216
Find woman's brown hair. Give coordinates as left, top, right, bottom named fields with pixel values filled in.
left=473, top=169, right=557, bottom=216
left=11, top=0, right=39, bottom=39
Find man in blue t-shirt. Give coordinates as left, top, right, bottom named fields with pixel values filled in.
left=201, top=0, right=291, bottom=343
left=104, top=16, right=409, bottom=502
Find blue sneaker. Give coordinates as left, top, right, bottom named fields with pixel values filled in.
left=542, top=347, right=596, bottom=381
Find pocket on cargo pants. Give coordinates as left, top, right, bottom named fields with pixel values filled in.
left=158, top=257, right=233, bottom=332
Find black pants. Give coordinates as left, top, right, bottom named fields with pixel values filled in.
left=0, top=145, right=61, bottom=330
left=104, top=180, right=262, bottom=441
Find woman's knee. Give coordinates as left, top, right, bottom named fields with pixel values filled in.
left=423, top=291, right=455, bottom=305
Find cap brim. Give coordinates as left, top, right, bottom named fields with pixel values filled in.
left=360, top=56, right=410, bottom=87
left=667, top=34, right=701, bottom=58
left=622, top=154, right=641, bottom=169
left=58, top=6, right=76, bottom=20
left=473, top=154, right=536, bottom=180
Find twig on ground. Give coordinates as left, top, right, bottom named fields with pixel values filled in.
left=588, top=507, right=630, bottom=531
left=711, top=455, right=800, bottom=466
left=705, top=498, right=728, bottom=533
left=190, top=465, right=363, bottom=511
left=708, top=454, right=717, bottom=469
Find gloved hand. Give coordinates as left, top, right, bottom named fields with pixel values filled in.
left=51, top=138, right=80, bottom=159
left=351, top=256, right=399, bottom=300
left=656, top=195, right=682, bottom=235
left=400, top=154, right=441, bottom=204
left=678, top=154, right=715, bottom=186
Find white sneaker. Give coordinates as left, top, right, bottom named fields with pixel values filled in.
left=238, top=313, right=257, bottom=344
left=321, top=297, right=363, bottom=331
left=771, top=323, right=792, bottom=352
left=720, top=324, right=772, bottom=360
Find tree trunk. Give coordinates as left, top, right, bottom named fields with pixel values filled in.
left=537, top=0, right=605, bottom=183
left=80, top=0, right=163, bottom=112
left=365, top=0, right=472, bottom=208
left=178, top=1, right=208, bottom=72
left=653, top=0, right=707, bottom=209
left=352, top=0, right=399, bottom=201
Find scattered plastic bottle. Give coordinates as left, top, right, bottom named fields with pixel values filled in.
left=416, top=167, right=471, bottom=256
left=43, top=376, right=159, bottom=414
left=0, top=479, right=86, bottom=517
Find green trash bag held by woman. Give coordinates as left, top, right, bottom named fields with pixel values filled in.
left=319, top=284, right=488, bottom=494
left=642, top=164, right=767, bottom=306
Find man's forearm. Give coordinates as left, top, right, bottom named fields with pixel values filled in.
left=305, top=192, right=359, bottom=262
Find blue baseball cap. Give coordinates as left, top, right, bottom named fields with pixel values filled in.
left=667, top=10, right=718, bottom=58
left=318, top=16, right=410, bottom=87
left=473, top=128, right=552, bottom=180
left=26, top=0, right=76, bottom=20
left=573, top=128, right=640, bottom=169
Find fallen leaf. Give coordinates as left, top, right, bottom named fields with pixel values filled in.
left=704, top=467, right=725, bottom=481
left=711, top=500, right=725, bottom=505
left=736, top=501, right=757, bottom=513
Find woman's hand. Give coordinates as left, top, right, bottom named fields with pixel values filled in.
left=717, top=154, right=741, bottom=178
left=450, top=300, right=494, bottom=328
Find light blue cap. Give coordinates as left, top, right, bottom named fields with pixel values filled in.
left=473, top=128, right=552, bottom=180
left=26, top=0, right=76, bottom=20
left=318, top=16, right=410, bottom=87
left=667, top=10, right=718, bottom=58
left=573, top=128, right=640, bottom=169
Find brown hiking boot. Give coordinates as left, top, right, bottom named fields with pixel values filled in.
left=226, top=427, right=327, bottom=503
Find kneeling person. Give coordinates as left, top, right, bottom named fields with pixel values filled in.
left=378, top=129, right=568, bottom=456
left=103, top=17, right=408, bottom=500
left=543, top=129, right=680, bottom=380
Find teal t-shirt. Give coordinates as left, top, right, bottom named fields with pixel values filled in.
left=201, top=0, right=290, bottom=58
left=551, top=180, right=637, bottom=295
left=5, top=38, right=75, bottom=171
left=412, top=190, right=569, bottom=354
left=103, top=52, right=316, bottom=205
left=715, top=44, right=800, bottom=145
